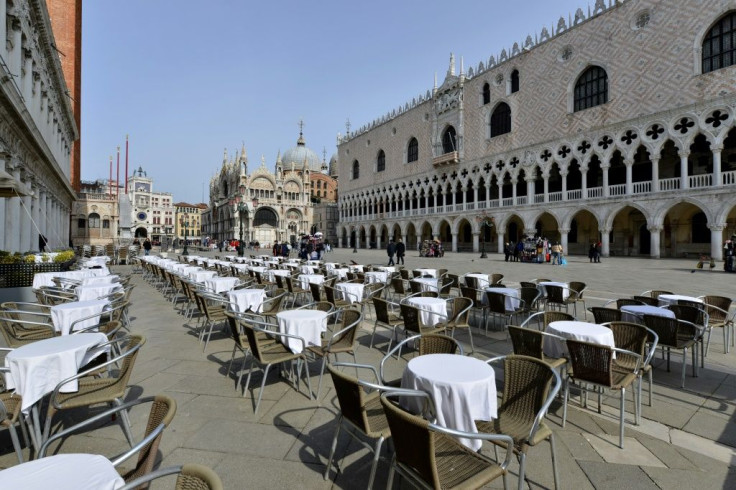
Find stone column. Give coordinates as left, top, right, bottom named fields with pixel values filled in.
left=0, top=154, right=6, bottom=247
left=581, top=165, right=588, bottom=199
left=709, top=224, right=725, bottom=261
left=338, top=237, right=343, bottom=248
left=5, top=166, right=21, bottom=251
left=600, top=227, right=611, bottom=257
left=472, top=186, right=478, bottom=206
left=472, top=232, right=479, bottom=253
left=559, top=228, right=570, bottom=256
left=624, top=157, right=633, bottom=195
left=651, top=156, right=660, bottom=192
left=451, top=232, right=458, bottom=253
left=497, top=234, right=505, bottom=255
left=561, top=171, right=568, bottom=201
left=19, top=176, right=32, bottom=252
left=648, top=225, right=662, bottom=259
left=543, top=173, right=549, bottom=202
left=602, top=165, right=610, bottom=197
left=375, top=236, right=381, bottom=250
left=712, top=145, right=723, bottom=187
left=497, top=182, right=503, bottom=208
left=526, top=175, right=535, bottom=202
left=511, top=179, right=517, bottom=205
left=0, top=1, right=6, bottom=48
left=10, top=17, right=21, bottom=77
left=679, top=151, right=689, bottom=189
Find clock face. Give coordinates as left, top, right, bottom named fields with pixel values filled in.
left=137, top=212, right=147, bottom=221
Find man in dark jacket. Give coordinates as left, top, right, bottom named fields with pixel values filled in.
left=396, top=238, right=406, bottom=265
left=387, top=240, right=396, bottom=266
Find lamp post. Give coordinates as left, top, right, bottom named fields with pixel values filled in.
left=182, top=215, right=190, bottom=256
left=238, top=197, right=249, bottom=257
left=477, top=215, right=495, bottom=259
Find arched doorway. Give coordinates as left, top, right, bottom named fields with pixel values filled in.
left=568, top=209, right=599, bottom=255
left=253, top=207, right=279, bottom=246
left=639, top=224, right=651, bottom=255
left=134, top=227, right=148, bottom=239
left=662, top=203, right=709, bottom=257
left=457, top=218, right=472, bottom=251
left=610, top=206, right=647, bottom=256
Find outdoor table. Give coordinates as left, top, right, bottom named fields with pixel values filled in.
left=75, top=283, right=122, bottom=301
left=482, top=287, right=521, bottom=310
left=544, top=320, right=616, bottom=358
left=348, top=264, right=364, bottom=272
left=248, top=266, right=268, bottom=274
left=32, top=270, right=108, bottom=289
left=406, top=297, right=447, bottom=326
left=298, top=274, right=325, bottom=290
left=414, top=268, right=438, bottom=278
left=51, top=299, right=109, bottom=335
left=5, top=333, right=108, bottom=413
left=307, top=260, right=322, bottom=266
left=323, top=262, right=339, bottom=271
left=227, top=288, right=267, bottom=313
left=178, top=266, right=202, bottom=277
left=401, top=353, right=497, bottom=450
left=82, top=256, right=111, bottom=268
left=0, top=453, right=125, bottom=490
left=336, top=282, right=364, bottom=304
left=411, top=277, right=439, bottom=292
left=189, top=270, right=218, bottom=282
left=620, top=305, right=675, bottom=324
left=263, top=269, right=290, bottom=282
left=538, top=281, right=570, bottom=300
left=658, top=294, right=704, bottom=307
left=276, top=309, right=328, bottom=354
left=332, top=268, right=349, bottom=280
left=80, top=275, right=120, bottom=286
left=299, top=265, right=317, bottom=274
left=465, top=273, right=490, bottom=288
left=167, top=263, right=190, bottom=273
left=374, top=266, right=396, bottom=273
left=365, top=271, right=389, bottom=284
left=204, top=277, right=240, bottom=293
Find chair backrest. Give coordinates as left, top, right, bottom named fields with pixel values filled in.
left=329, top=308, right=362, bottom=350
left=519, top=287, right=541, bottom=311
left=448, top=297, right=473, bottom=326
left=241, top=319, right=277, bottom=362
left=390, top=277, right=406, bottom=296
left=668, top=304, right=707, bottom=326
left=327, top=364, right=376, bottom=433
left=606, top=321, right=648, bottom=371
left=373, top=297, right=394, bottom=323
left=446, top=274, right=460, bottom=289
left=309, top=282, right=322, bottom=302
left=459, top=285, right=481, bottom=303
left=409, top=280, right=422, bottom=294
left=617, top=298, right=644, bottom=309
left=491, top=273, right=504, bottom=285
left=399, top=303, right=421, bottom=333
left=485, top=290, right=508, bottom=314
left=519, top=281, right=537, bottom=289
left=701, top=295, right=732, bottom=324
left=418, top=333, right=460, bottom=355
left=508, top=326, right=544, bottom=359
left=647, top=290, right=673, bottom=299
left=261, top=291, right=287, bottom=314
left=464, top=275, right=480, bottom=289
left=545, top=285, right=566, bottom=305
left=224, top=311, right=246, bottom=349
left=568, top=281, right=586, bottom=299
left=399, top=269, right=410, bottom=280
left=127, top=395, right=177, bottom=484
left=566, top=339, right=613, bottom=387
left=632, top=295, right=659, bottom=306
left=591, top=307, right=621, bottom=324
left=642, top=314, right=680, bottom=347
left=497, top=355, right=556, bottom=439
left=323, top=285, right=339, bottom=306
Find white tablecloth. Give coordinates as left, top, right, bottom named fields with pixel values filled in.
left=401, top=354, right=497, bottom=450
left=32, top=269, right=108, bottom=289
left=82, top=256, right=111, bottom=268
left=75, top=283, right=122, bottom=301
left=483, top=287, right=521, bottom=310
left=407, top=297, right=447, bottom=326
left=538, top=281, right=570, bottom=300
left=80, top=275, right=119, bottom=286
left=189, top=270, right=218, bottom=282
left=227, top=289, right=267, bottom=313
left=0, top=453, right=125, bottom=489
left=375, top=266, right=395, bottom=273
left=658, top=294, right=704, bottom=307
left=298, top=274, right=325, bottom=290
left=544, top=321, right=616, bottom=358
left=414, top=268, right=438, bottom=278
left=51, top=299, right=109, bottom=335
left=336, top=282, right=365, bottom=304
left=348, top=264, right=364, bottom=272
left=249, top=266, right=268, bottom=274
left=323, top=262, right=339, bottom=271
left=178, top=266, right=202, bottom=277
left=332, top=268, right=349, bottom=280
left=276, top=310, right=328, bottom=353
left=299, top=265, right=317, bottom=274
left=620, top=305, right=676, bottom=324
left=263, top=269, right=291, bottom=282
left=465, top=273, right=490, bottom=288
left=412, top=278, right=439, bottom=292
left=307, top=260, right=322, bottom=266
left=5, top=333, right=108, bottom=412
left=204, top=277, right=240, bottom=293
left=365, top=271, right=389, bottom=284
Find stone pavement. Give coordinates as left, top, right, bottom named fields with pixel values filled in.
left=2, top=248, right=736, bottom=488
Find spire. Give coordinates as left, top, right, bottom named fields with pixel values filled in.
left=260, top=154, right=266, bottom=167
left=297, top=119, right=305, bottom=146
left=240, top=141, right=247, bottom=162
left=222, top=148, right=228, bottom=164
left=433, top=72, right=437, bottom=95
left=276, top=150, right=282, bottom=164
left=460, top=55, right=464, bottom=76
left=448, top=53, right=455, bottom=77
left=303, top=155, right=309, bottom=171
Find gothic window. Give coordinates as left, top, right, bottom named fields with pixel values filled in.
left=352, top=160, right=360, bottom=179
left=88, top=213, right=100, bottom=228
left=407, top=138, right=419, bottom=163
left=574, top=66, right=608, bottom=112
left=102, top=219, right=110, bottom=229
left=490, top=102, right=512, bottom=137
left=253, top=208, right=279, bottom=227
left=77, top=218, right=86, bottom=229
left=510, top=70, right=519, bottom=93
left=377, top=150, right=386, bottom=172
left=482, top=82, right=490, bottom=104
left=703, top=12, right=736, bottom=73
left=442, top=126, right=457, bottom=154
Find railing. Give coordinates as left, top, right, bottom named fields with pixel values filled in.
left=689, top=173, right=712, bottom=188
left=632, top=181, right=651, bottom=194
left=488, top=201, right=499, bottom=208
left=502, top=198, right=513, bottom=207
left=436, top=206, right=445, bottom=214
left=659, top=177, right=680, bottom=191
left=411, top=209, right=418, bottom=216
left=548, top=192, right=562, bottom=202
left=517, top=196, right=527, bottom=205
left=567, top=189, right=581, bottom=200
left=80, top=193, right=117, bottom=201
left=587, top=187, right=603, bottom=198
left=478, top=201, right=487, bottom=209
left=609, top=184, right=626, bottom=196
left=432, top=151, right=459, bottom=166
left=723, top=170, right=736, bottom=185
left=534, top=194, right=545, bottom=203
left=465, top=202, right=475, bottom=210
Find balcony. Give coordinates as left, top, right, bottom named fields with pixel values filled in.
left=432, top=151, right=459, bottom=167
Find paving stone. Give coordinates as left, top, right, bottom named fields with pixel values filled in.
left=183, top=419, right=298, bottom=459
left=635, top=437, right=699, bottom=471
left=583, top=433, right=666, bottom=467
left=577, top=460, right=659, bottom=489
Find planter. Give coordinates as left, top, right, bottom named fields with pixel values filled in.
left=0, top=260, right=76, bottom=288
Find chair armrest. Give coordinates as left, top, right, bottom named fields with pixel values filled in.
left=332, top=361, right=381, bottom=386
left=252, top=325, right=306, bottom=350
left=520, top=311, right=545, bottom=329
left=612, top=347, right=643, bottom=372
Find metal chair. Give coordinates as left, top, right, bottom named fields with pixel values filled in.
left=698, top=295, right=735, bottom=354
left=118, top=464, right=223, bottom=490
left=370, top=297, right=403, bottom=353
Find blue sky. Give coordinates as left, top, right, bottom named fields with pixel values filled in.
left=81, top=0, right=589, bottom=203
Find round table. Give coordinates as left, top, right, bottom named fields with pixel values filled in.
left=401, top=354, right=497, bottom=450
left=227, top=289, right=267, bottom=313
left=51, top=299, right=109, bottom=335
left=189, top=270, right=218, bottom=282
left=483, top=287, right=521, bottom=310
left=348, top=264, right=364, bottom=272
left=365, top=271, right=389, bottom=284
left=276, top=310, right=328, bottom=353
left=538, top=281, right=570, bottom=299
left=406, top=297, right=447, bottom=326
left=0, top=453, right=125, bottom=489
left=375, top=266, right=396, bottom=273
left=658, top=294, right=704, bottom=307
left=414, top=268, right=438, bottom=278
left=336, top=282, right=365, bottom=304
left=298, top=274, right=325, bottom=290
left=620, top=304, right=675, bottom=324
left=5, top=333, right=108, bottom=413
left=332, top=268, right=349, bottom=280
left=204, top=277, right=240, bottom=293
left=80, top=275, right=120, bottom=286
left=544, top=320, right=616, bottom=358
left=411, top=278, right=439, bottom=292
left=465, top=273, right=490, bottom=288
left=299, top=265, right=317, bottom=274
left=75, top=283, right=122, bottom=301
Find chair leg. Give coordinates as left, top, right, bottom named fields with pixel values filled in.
left=619, top=388, right=626, bottom=449
left=254, top=363, right=273, bottom=414
left=368, top=436, right=385, bottom=490
left=681, top=348, right=687, bottom=388
left=549, top=433, right=560, bottom=490
left=517, top=452, right=527, bottom=490
left=386, top=455, right=396, bottom=490
left=562, top=382, right=569, bottom=427
left=323, top=418, right=342, bottom=480
left=113, top=398, right=135, bottom=447
left=8, top=424, right=23, bottom=463
left=315, top=356, right=328, bottom=401
left=648, top=369, right=653, bottom=407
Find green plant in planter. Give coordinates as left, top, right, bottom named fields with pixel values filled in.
left=41, top=253, right=50, bottom=262
left=24, top=254, right=36, bottom=264
left=53, top=250, right=75, bottom=263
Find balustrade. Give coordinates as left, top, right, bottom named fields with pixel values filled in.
left=723, top=170, right=736, bottom=185
left=609, top=184, right=626, bottom=196
left=632, top=181, right=651, bottom=194
left=516, top=196, right=527, bottom=205
left=548, top=191, right=562, bottom=202
left=566, top=189, right=581, bottom=200
left=658, top=177, right=680, bottom=191
left=502, top=198, right=513, bottom=207
left=689, top=173, right=712, bottom=188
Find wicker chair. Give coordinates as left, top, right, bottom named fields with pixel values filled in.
left=389, top=277, right=408, bottom=301
left=43, top=335, right=146, bottom=442
left=297, top=301, right=335, bottom=313
left=308, top=308, right=363, bottom=399
left=632, top=295, right=660, bottom=307
left=444, top=297, right=475, bottom=353
left=40, top=395, right=176, bottom=487
left=118, top=464, right=223, bottom=490
left=562, top=339, right=641, bottom=448
left=399, top=268, right=410, bottom=280
left=590, top=307, right=622, bottom=324
left=256, top=289, right=288, bottom=322
left=519, top=281, right=537, bottom=289
left=0, top=313, right=56, bottom=347
left=324, top=285, right=353, bottom=310
left=507, top=326, right=567, bottom=375
left=323, top=362, right=393, bottom=489
left=666, top=304, right=708, bottom=368
left=370, top=297, right=403, bottom=352
left=641, top=289, right=673, bottom=299
left=197, top=292, right=229, bottom=351
left=490, top=273, right=504, bottom=285
left=308, top=282, right=323, bottom=303
left=0, top=391, right=24, bottom=463
left=565, top=281, right=587, bottom=319
left=397, top=303, right=446, bottom=345
left=699, top=295, right=735, bottom=354
left=380, top=390, right=512, bottom=489
left=519, top=310, right=574, bottom=331
left=241, top=318, right=313, bottom=413
left=460, top=285, right=487, bottom=327
left=543, top=285, right=568, bottom=313
left=485, top=290, right=525, bottom=334
left=518, top=287, right=542, bottom=318
left=476, top=355, right=562, bottom=490
left=380, top=334, right=463, bottom=386
left=437, top=276, right=455, bottom=300
left=284, top=276, right=310, bottom=308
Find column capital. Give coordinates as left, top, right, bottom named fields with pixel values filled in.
left=678, top=150, right=690, bottom=158
left=708, top=223, right=726, bottom=232
left=647, top=224, right=663, bottom=233
left=599, top=227, right=612, bottom=234
left=623, top=157, right=635, bottom=166
left=711, top=144, right=724, bottom=152
left=559, top=228, right=571, bottom=234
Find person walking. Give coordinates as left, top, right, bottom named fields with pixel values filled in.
left=594, top=240, right=602, bottom=263
left=143, top=238, right=152, bottom=256
left=551, top=242, right=562, bottom=265
left=386, top=240, right=396, bottom=266
left=396, top=238, right=406, bottom=265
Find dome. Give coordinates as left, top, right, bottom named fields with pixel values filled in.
left=281, top=131, right=322, bottom=172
